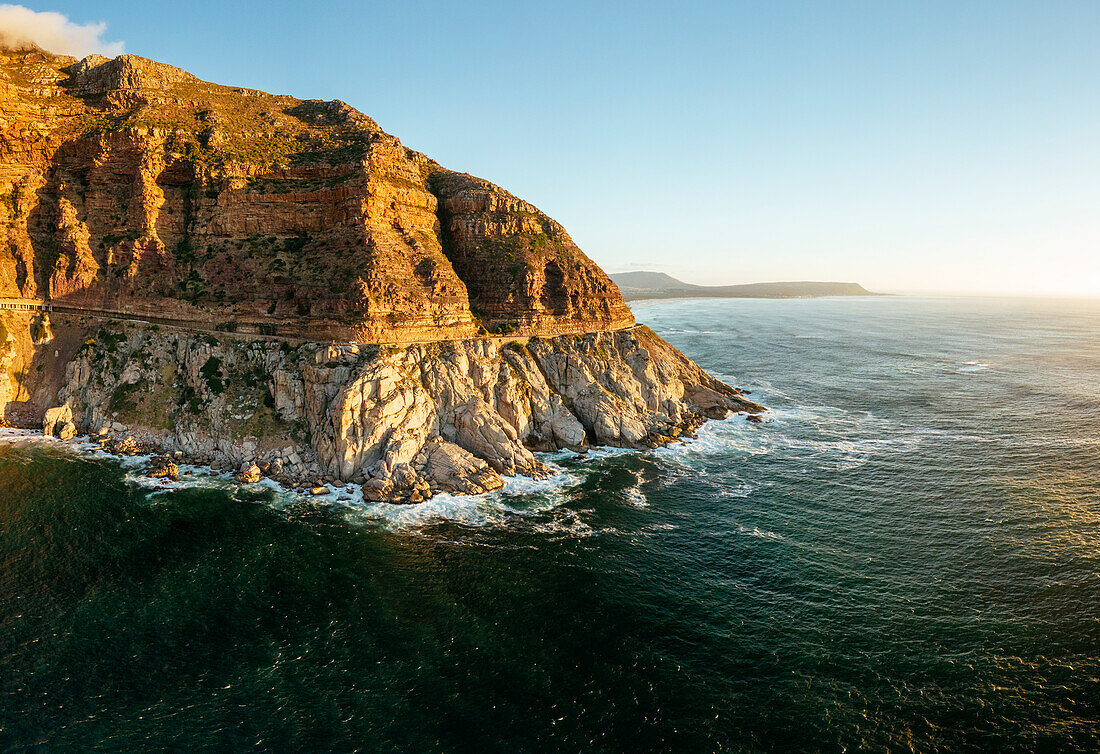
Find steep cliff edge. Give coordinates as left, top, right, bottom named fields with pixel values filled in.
left=426, top=169, right=635, bottom=335
left=0, top=46, right=764, bottom=500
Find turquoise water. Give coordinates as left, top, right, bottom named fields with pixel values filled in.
left=2, top=296, right=1098, bottom=751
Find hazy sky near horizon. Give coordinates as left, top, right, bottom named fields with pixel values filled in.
left=8, top=1, right=1100, bottom=296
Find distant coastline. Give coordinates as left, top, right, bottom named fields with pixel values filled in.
left=611, top=272, right=879, bottom=302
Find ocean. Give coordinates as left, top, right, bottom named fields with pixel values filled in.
left=1, top=295, right=1098, bottom=752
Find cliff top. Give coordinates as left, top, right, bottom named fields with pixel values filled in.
left=1, top=46, right=388, bottom=169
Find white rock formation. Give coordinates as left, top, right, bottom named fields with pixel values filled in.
left=49, top=325, right=763, bottom=501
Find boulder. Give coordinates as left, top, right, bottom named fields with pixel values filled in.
left=548, top=404, right=587, bottom=448
left=57, top=421, right=76, bottom=441
left=454, top=396, right=541, bottom=476
left=235, top=464, right=263, bottom=483
left=109, top=436, right=141, bottom=455
left=690, top=387, right=734, bottom=419
left=362, top=477, right=394, bottom=502
left=42, top=404, right=72, bottom=437
left=422, top=438, right=504, bottom=495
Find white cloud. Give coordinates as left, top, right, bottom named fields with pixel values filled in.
left=0, top=4, right=123, bottom=57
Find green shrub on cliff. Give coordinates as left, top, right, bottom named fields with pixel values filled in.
left=200, top=357, right=225, bottom=395
left=108, top=381, right=141, bottom=414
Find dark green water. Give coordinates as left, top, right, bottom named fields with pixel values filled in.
left=2, top=296, right=1098, bottom=752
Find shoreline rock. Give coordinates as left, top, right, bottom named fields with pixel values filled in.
left=31, top=325, right=765, bottom=503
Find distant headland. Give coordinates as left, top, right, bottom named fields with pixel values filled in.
left=610, top=272, right=877, bottom=301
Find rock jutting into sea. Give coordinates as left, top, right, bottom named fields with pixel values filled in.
left=0, top=46, right=764, bottom=501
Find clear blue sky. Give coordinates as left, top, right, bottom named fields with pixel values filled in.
left=15, top=1, right=1100, bottom=296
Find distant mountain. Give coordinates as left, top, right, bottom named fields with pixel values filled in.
left=611, top=272, right=876, bottom=301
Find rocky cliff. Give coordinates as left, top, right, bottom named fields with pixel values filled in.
left=0, top=47, right=633, bottom=340
left=44, top=322, right=757, bottom=499
left=0, top=45, right=764, bottom=500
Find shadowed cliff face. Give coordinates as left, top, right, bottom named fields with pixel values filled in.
left=0, top=49, right=634, bottom=342
left=427, top=170, right=635, bottom=335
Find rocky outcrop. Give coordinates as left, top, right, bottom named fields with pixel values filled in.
left=48, top=321, right=762, bottom=501
left=41, top=402, right=71, bottom=436
left=67, top=54, right=198, bottom=96
left=235, top=463, right=262, bottom=484
left=149, top=458, right=179, bottom=481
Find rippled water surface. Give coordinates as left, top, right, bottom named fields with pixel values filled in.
left=2, top=296, right=1098, bottom=751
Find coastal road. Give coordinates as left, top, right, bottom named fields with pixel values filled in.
left=0, top=298, right=633, bottom=349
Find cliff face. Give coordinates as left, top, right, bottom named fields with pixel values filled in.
left=0, top=46, right=764, bottom=500
left=0, top=48, right=633, bottom=341
left=427, top=170, right=635, bottom=335
left=47, top=323, right=760, bottom=500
